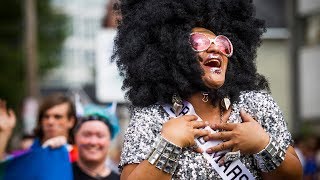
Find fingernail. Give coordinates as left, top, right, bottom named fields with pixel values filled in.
left=205, top=121, right=209, bottom=126
left=206, top=149, right=213, bottom=154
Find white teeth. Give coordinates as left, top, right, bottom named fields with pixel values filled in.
left=210, top=67, right=222, bottom=74
left=205, top=54, right=222, bottom=67
left=210, top=67, right=220, bottom=72
left=204, top=59, right=221, bottom=67
left=208, top=59, right=219, bottom=63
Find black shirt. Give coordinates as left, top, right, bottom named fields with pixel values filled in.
left=72, top=162, right=120, bottom=180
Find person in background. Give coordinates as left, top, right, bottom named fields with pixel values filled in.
left=31, top=93, right=78, bottom=162
left=102, top=0, right=120, bottom=28
left=0, top=99, right=16, bottom=160
left=72, top=104, right=120, bottom=180
left=9, top=134, right=35, bottom=157
left=100, top=0, right=123, bottom=174
left=19, top=134, right=34, bottom=150
left=1, top=93, right=77, bottom=162
left=300, top=136, right=318, bottom=180
left=294, top=136, right=306, bottom=170
left=105, top=139, right=122, bottom=174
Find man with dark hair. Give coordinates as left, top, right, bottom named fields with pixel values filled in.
left=31, top=93, right=77, bottom=156
left=1, top=93, right=77, bottom=160
left=0, top=94, right=76, bottom=180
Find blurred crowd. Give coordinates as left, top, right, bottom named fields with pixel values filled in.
left=0, top=93, right=122, bottom=180
left=0, top=1, right=124, bottom=179
left=1, top=92, right=320, bottom=179
left=294, top=135, right=320, bottom=180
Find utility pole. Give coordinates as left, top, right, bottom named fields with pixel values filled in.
left=24, top=0, right=39, bottom=98
left=23, top=0, right=39, bottom=135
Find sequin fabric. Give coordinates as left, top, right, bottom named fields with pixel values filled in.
left=119, top=91, right=293, bottom=179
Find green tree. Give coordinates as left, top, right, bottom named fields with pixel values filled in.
left=0, top=0, right=24, bottom=111
left=0, top=0, right=68, bottom=117
left=37, top=0, right=68, bottom=75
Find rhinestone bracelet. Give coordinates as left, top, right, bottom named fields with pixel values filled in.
left=253, top=136, right=286, bottom=172
left=147, top=135, right=182, bottom=175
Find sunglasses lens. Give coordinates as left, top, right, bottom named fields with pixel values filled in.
left=190, top=33, right=233, bottom=57
left=215, top=35, right=233, bottom=56
left=190, top=33, right=210, bottom=51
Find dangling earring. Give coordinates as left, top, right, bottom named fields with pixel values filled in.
left=202, top=92, right=209, bottom=103
left=172, top=94, right=183, bottom=116
left=220, top=97, right=231, bottom=110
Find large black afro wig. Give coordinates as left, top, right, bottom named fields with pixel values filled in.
left=113, top=0, right=269, bottom=107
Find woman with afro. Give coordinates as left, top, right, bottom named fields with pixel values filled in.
left=113, top=0, right=302, bottom=179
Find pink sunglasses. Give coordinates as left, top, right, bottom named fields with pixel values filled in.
left=189, top=32, right=233, bottom=57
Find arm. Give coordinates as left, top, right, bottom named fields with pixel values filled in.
left=256, top=93, right=303, bottom=179
left=205, top=92, right=302, bottom=179
left=42, top=136, right=67, bottom=149
left=0, top=99, right=16, bottom=160
left=121, top=161, right=171, bottom=180
left=0, top=130, right=12, bottom=160
left=235, top=110, right=302, bottom=179
left=262, top=146, right=302, bottom=179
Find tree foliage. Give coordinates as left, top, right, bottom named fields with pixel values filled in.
left=0, top=0, right=68, bottom=113
left=37, top=0, right=69, bottom=75
left=0, top=0, right=24, bottom=110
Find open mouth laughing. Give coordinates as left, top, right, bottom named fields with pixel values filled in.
left=203, top=54, right=222, bottom=74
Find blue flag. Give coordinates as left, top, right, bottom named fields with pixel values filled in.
left=0, top=146, right=73, bottom=180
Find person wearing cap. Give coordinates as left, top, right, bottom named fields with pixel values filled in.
left=72, top=104, right=120, bottom=180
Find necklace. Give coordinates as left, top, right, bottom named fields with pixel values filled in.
left=201, top=92, right=209, bottom=102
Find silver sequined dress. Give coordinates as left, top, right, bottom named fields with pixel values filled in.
left=119, top=91, right=293, bottom=179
